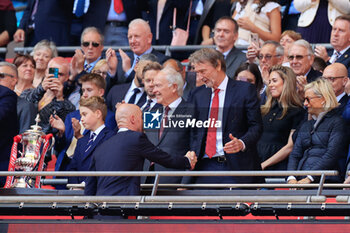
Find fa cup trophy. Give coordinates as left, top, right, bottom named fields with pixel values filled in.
left=4, top=115, right=54, bottom=188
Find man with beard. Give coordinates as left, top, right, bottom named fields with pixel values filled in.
left=140, top=61, right=163, bottom=112
left=106, top=54, right=158, bottom=112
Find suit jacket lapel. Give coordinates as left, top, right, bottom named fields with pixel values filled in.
left=223, top=79, right=234, bottom=133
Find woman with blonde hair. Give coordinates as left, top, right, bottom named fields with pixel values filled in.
left=287, top=78, right=348, bottom=184
left=31, top=40, right=58, bottom=87
left=258, top=65, right=305, bottom=170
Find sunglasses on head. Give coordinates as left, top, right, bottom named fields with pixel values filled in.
left=82, top=41, right=100, bottom=47
left=0, top=72, right=14, bottom=79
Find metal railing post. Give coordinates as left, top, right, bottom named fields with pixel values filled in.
left=151, top=173, right=160, bottom=196
left=317, top=174, right=326, bottom=196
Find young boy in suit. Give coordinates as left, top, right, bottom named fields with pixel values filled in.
left=51, top=73, right=117, bottom=172
left=67, top=96, right=115, bottom=185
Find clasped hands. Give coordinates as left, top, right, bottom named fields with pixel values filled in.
left=287, top=177, right=312, bottom=190
left=185, top=151, right=197, bottom=170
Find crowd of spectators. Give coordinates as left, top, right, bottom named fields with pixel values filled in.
left=0, top=1, right=350, bottom=195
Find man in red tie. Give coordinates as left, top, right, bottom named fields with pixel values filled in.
left=187, top=48, right=263, bottom=184
left=143, top=66, right=195, bottom=184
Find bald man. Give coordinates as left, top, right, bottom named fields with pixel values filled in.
left=323, top=63, right=349, bottom=114
left=107, top=18, right=169, bottom=85
left=84, top=103, right=196, bottom=198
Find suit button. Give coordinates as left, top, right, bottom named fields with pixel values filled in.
left=269, top=118, right=272, bottom=122
left=273, top=113, right=276, bottom=116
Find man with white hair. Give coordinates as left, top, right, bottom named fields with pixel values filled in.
left=106, top=18, right=169, bottom=85
left=144, top=67, right=195, bottom=184
left=288, top=39, right=322, bottom=96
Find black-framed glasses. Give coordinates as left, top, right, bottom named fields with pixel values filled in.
left=322, top=76, right=345, bottom=82
left=82, top=41, right=100, bottom=47
left=0, top=72, right=14, bottom=78
left=287, top=55, right=309, bottom=61
left=304, top=96, right=322, bottom=103
left=258, top=54, right=280, bottom=60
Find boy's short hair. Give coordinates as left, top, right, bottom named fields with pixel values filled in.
left=79, top=73, right=106, bottom=90
left=79, top=96, right=107, bottom=121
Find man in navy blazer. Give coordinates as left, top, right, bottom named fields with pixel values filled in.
left=315, top=15, right=350, bottom=77
left=84, top=103, right=196, bottom=197
left=67, top=124, right=114, bottom=184
left=13, top=0, right=73, bottom=46
left=188, top=48, right=262, bottom=184
left=0, top=62, right=19, bottom=186
left=106, top=19, right=169, bottom=85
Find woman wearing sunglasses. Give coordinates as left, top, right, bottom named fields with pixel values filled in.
left=287, top=78, right=348, bottom=185
left=258, top=65, right=305, bottom=171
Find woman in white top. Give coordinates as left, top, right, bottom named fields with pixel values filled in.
left=295, top=0, right=350, bottom=43
left=232, top=0, right=281, bottom=46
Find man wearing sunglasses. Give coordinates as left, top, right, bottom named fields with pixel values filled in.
left=0, top=62, right=18, bottom=186
left=288, top=39, right=322, bottom=97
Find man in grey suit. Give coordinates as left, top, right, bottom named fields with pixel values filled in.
left=144, top=66, right=195, bottom=184
left=213, top=17, right=246, bottom=79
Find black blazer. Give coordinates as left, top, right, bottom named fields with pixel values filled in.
left=225, top=47, right=247, bottom=79
left=189, top=78, right=263, bottom=183
left=67, top=127, right=115, bottom=184
left=106, top=82, right=147, bottom=112
left=144, top=99, right=195, bottom=183
left=0, top=86, right=18, bottom=185
left=113, top=48, right=169, bottom=85
left=84, top=130, right=190, bottom=196
left=306, top=68, right=322, bottom=83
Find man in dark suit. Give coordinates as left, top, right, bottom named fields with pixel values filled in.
left=323, top=63, right=349, bottom=114
left=106, top=55, right=159, bottom=112
left=163, top=59, right=196, bottom=101
left=13, top=0, right=73, bottom=46
left=288, top=39, right=322, bottom=98
left=106, top=18, right=169, bottom=85
left=188, top=48, right=263, bottom=184
left=315, top=15, right=350, bottom=77
left=140, top=62, right=163, bottom=112
left=144, top=66, right=195, bottom=184
left=84, top=103, right=196, bottom=197
left=143, top=0, right=191, bottom=45
left=0, top=62, right=19, bottom=186
left=213, top=17, right=246, bottom=79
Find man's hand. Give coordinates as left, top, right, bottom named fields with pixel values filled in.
left=287, top=179, right=298, bottom=184
left=71, top=49, right=85, bottom=75
left=72, top=118, right=83, bottom=139
left=296, top=75, right=307, bottom=98
left=49, top=114, right=65, bottom=136
left=314, top=45, right=330, bottom=62
left=119, top=48, right=131, bottom=73
left=106, top=48, right=118, bottom=76
left=201, top=38, right=214, bottom=45
left=223, top=134, right=243, bottom=154
left=246, top=43, right=259, bottom=63
left=13, top=29, right=25, bottom=42
left=185, top=151, right=197, bottom=170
